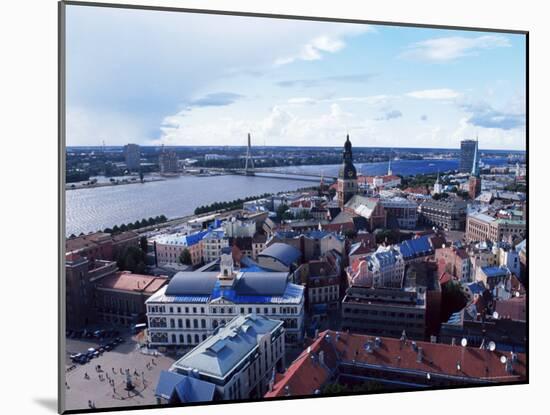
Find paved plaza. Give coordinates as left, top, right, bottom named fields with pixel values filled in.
left=64, top=334, right=176, bottom=411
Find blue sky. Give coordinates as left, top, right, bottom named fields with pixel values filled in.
left=66, top=5, right=526, bottom=150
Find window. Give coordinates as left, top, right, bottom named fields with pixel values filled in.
left=178, top=319, right=183, bottom=328
left=195, top=334, right=200, bottom=344
left=186, top=319, right=190, bottom=328
left=201, top=319, right=206, bottom=328
left=193, top=319, right=198, bottom=329
left=170, top=319, right=175, bottom=328
left=171, top=334, right=176, bottom=343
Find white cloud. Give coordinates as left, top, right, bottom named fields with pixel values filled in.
left=402, top=35, right=511, bottom=62
left=275, top=35, right=345, bottom=65
left=262, top=106, right=295, bottom=137
left=406, top=88, right=462, bottom=100
left=287, top=97, right=318, bottom=105
left=274, top=26, right=372, bottom=65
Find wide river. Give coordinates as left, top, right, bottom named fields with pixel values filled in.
left=65, top=157, right=509, bottom=236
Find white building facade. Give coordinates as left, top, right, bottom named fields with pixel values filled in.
left=146, top=255, right=305, bottom=347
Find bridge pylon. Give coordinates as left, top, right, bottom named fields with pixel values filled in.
left=244, top=132, right=255, bottom=176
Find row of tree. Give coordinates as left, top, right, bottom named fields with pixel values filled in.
left=103, top=215, right=167, bottom=234
left=194, top=193, right=272, bottom=215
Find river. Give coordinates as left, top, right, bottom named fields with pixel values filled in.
left=65, top=157, right=509, bottom=236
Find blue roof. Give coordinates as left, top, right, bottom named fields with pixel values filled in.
left=174, top=376, right=216, bottom=403
left=398, top=236, right=433, bottom=259
left=481, top=266, right=510, bottom=278
left=156, top=271, right=303, bottom=305
left=165, top=272, right=219, bottom=296
left=156, top=371, right=216, bottom=403
left=185, top=230, right=209, bottom=247
left=155, top=371, right=186, bottom=400
left=467, top=281, right=486, bottom=295
left=258, top=243, right=301, bottom=267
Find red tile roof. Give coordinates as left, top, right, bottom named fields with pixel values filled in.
left=495, top=296, right=526, bottom=321
left=265, top=330, right=526, bottom=398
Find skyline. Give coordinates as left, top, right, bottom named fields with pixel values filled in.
left=66, top=5, right=527, bottom=150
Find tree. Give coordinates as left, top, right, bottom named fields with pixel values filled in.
left=179, top=248, right=192, bottom=265
left=432, top=192, right=449, bottom=201
left=343, top=228, right=358, bottom=240
left=281, top=210, right=294, bottom=221
left=440, top=280, right=468, bottom=322
left=117, top=246, right=147, bottom=274
left=276, top=204, right=290, bottom=220
left=140, top=236, right=148, bottom=253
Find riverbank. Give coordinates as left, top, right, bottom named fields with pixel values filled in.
left=65, top=177, right=166, bottom=191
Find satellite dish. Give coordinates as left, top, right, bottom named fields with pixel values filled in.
left=461, top=338, right=468, bottom=347
left=488, top=341, right=496, bottom=352
left=500, top=356, right=507, bottom=364
left=493, top=311, right=499, bottom=319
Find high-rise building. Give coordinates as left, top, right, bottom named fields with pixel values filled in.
left=123, top=143, right=141, bottom=171
left=468, top=140, right=482, bottom=199
left=337, top=134, right=358, bottom=208
left=459, top=139, right=477, bottom=173
left=159, top=150, right=179, bottom=174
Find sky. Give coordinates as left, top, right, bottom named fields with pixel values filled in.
left=65, top=5, right=527, bottom=150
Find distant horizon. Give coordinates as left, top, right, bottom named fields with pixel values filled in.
left=66, top=6, right=527, bottom=151
left=66, top=144, right=526, bottom=153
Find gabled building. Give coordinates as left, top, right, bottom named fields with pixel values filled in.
left=343, top=195, right=387, bottom=231
left=346, top=246, right=405, bottom=289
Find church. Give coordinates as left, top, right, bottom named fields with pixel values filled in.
left=337, top=134, right=358, bottom=208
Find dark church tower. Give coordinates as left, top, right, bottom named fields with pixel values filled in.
left=337, top=134, right=358, bottom=208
